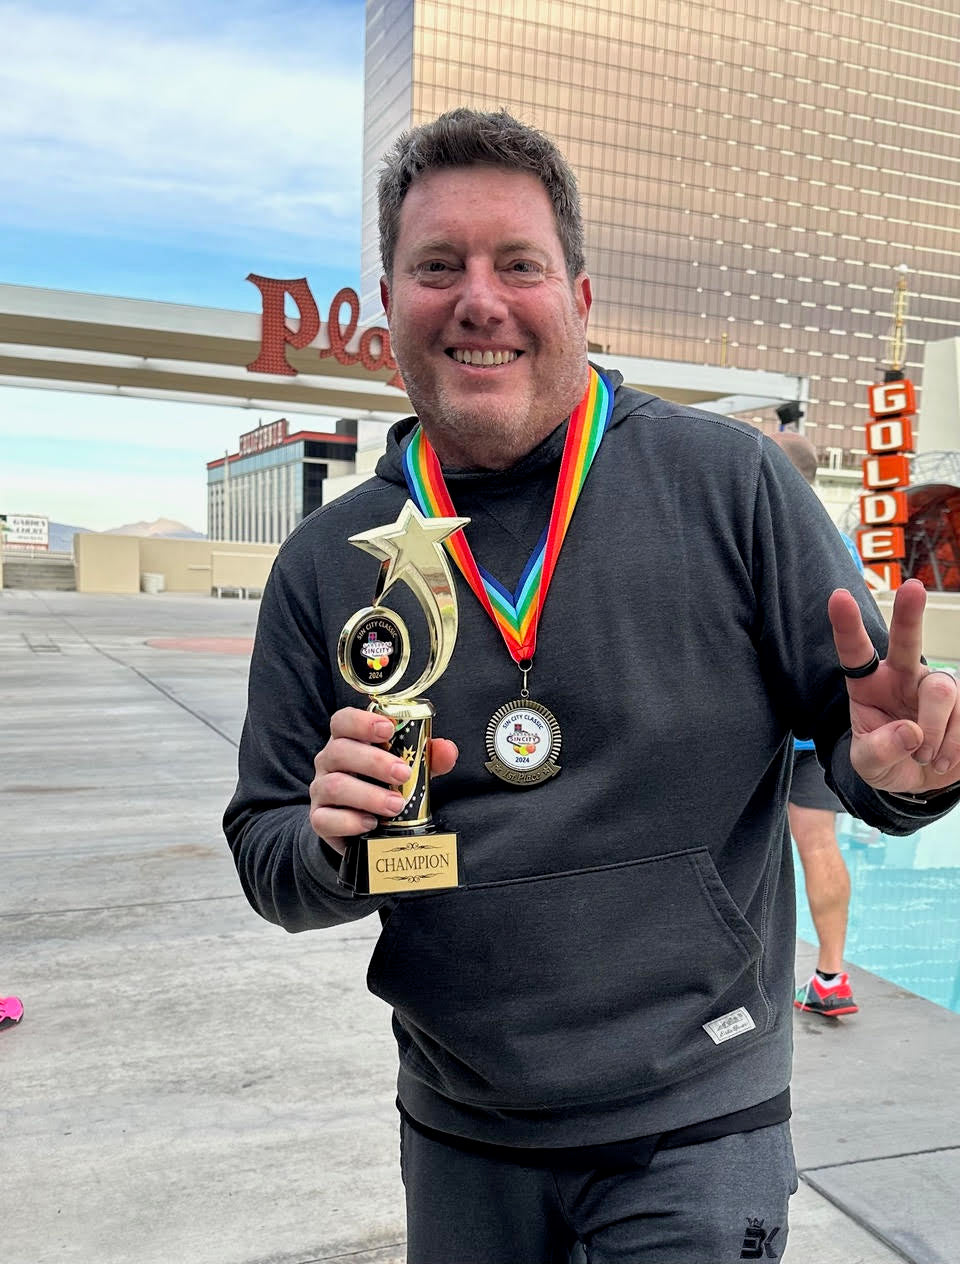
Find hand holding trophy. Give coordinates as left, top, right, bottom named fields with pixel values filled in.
left=336, top=500, right=469, bottom=895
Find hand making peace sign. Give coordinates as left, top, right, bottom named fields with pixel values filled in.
left=828, top=578, right=960, bottom=798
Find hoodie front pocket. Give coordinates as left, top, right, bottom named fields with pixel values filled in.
left=367, top=847, right=770, bottom=1110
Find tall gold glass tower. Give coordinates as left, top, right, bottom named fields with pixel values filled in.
left=361, top=0, right=960, bottom=465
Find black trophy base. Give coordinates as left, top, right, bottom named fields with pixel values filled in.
left=338, top=824, right=459, bottom=896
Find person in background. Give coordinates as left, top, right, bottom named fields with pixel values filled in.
left=773, top=432, right=862, bottom=1018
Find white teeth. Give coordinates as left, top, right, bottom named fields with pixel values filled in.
left=452, top=349, right=518, bottom=366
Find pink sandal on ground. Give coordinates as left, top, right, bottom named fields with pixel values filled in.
left=0, top=996, right=24, bottom=1030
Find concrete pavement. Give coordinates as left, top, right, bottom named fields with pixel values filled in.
left=2, top=589, right=956, bottom=1264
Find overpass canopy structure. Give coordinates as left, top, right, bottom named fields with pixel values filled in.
left=0, top=282, right=806, bottom=425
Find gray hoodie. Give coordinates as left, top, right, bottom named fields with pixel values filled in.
left=225, top=372, right=957, bottom=1147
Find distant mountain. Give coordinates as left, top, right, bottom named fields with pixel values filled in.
left=49, top=522, right=91, bottom=553
left=41, top=519, right=205, bottom=554
left=104, top=517, right=204, bottom=539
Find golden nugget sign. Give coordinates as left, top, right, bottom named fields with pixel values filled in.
left=246, top=275, right=403, bottom=390
left=859, top=376, right=915, bottom=591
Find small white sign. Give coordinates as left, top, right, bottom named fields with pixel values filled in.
left=1, top=514, right=49, bottom=549
left=703, top=1006, right=756, bottom=1045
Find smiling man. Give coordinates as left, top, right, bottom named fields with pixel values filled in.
left=225, top=109, right=960, bottom=1263
left=381, top=163, right=591, bottom=471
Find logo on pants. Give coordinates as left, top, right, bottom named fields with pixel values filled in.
left=740, top=1216, right=781, bottom=1259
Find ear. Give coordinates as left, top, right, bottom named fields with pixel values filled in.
left=575, top=274, right=592, bottom=328
left=380, top=276, right=391, bottom=321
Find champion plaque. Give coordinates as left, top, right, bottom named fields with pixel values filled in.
left=336, top=500, right=469, bottom=896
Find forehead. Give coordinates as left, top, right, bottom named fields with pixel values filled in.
left=395, top=165, right=563, bottom=256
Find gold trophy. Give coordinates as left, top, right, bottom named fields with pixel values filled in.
left=336, top=500, right=469, bottom=895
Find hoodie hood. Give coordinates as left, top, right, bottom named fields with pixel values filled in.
left=375, top=365, right=646, bottom=488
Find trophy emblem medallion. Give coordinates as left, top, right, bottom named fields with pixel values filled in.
left=336, top=500, right=468, bottom=896
left=485, top=698, right=562, bottom=787
left=340, top=608, right=410, bottom=696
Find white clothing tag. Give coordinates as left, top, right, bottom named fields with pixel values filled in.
left=703, top=1006, right=756, bottom=1045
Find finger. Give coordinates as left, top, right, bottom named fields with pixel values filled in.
left=317, top=736, right=414, bottom=787
left=849, top=719, right=924, bottom=789
left=308, top=808, right=377, bottom=853
left=916, top=671, right=960, bottom=774
left=827, top=588, right=878, bottom=674
left=884, top=578, right=927, bottom=675
left=316, top=768, right=407, bottom=820
left=328, top=706, right=396, bottom=745
left=429, top=738, right=459, bottom=777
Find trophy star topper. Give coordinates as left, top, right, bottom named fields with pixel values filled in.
left=348, top=501, right=469, bottom=604
left=347, top=502, right=469, bottom=702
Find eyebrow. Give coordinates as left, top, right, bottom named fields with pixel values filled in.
left=411, top=239, right=550, bottom=258
left=498, top=240, right=549, bottom=257
left=412, top=239, right=458, bottom=256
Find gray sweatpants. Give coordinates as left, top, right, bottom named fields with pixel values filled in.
left=401, top=1119, right=798, bottom=1264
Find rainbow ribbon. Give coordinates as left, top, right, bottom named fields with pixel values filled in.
left=402, top=366, right=614, bottom=662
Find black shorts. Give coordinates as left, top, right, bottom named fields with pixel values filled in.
left=789, top=748, right=843, bottom=812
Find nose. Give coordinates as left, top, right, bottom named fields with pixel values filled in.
left=453, top=261, right=508, bottom=329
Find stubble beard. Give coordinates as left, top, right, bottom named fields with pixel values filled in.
left=399, top=347, right=591, bottom=471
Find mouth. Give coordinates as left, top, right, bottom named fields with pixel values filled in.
left=446, top=348, right=522, bottom=367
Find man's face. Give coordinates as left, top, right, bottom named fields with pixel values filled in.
left=381, top=165, right=592, bottom=470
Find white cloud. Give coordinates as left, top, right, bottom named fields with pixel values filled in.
left=0, top=3, right=369, bottom=531
left=0, top=1, right=364, bottom=256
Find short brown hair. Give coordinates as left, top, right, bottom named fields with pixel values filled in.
left=378, top=108, right=586, bottom=281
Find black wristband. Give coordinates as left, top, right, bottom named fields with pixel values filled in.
left=885, top=782, right=960, bottom=805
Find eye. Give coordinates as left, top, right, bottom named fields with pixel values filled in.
left=413, top=259, right=458, bottom=285
left=503, top=259, right=544, bottom=282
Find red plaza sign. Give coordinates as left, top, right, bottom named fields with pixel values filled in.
left=246, top=275, right=403, bottom=391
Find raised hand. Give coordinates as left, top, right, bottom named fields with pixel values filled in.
left=828, top=578, right=960, bottom=796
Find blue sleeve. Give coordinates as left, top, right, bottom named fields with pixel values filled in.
left=840, top=531, right=864, bottom=574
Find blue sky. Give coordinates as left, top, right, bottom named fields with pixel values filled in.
left=0, top=0, right=366, bottom=531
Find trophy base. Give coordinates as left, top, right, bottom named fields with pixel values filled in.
left=338, top=826, right=460, bottom=896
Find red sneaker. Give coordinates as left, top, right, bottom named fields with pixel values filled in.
left=794, top=972, right=858, bottom=1017
left=0, top=996, right=24, bottom=1030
